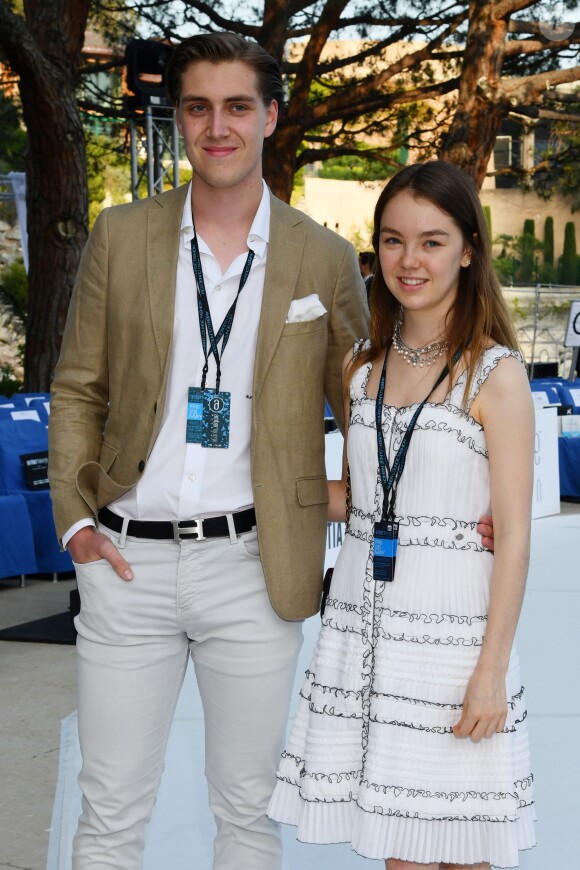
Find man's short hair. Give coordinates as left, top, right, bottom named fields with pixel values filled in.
left=166, top=32, right=284, bottom=109
left=359, top=252, right=375, bottom=269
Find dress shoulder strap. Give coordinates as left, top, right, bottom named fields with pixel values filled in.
left=463, top=345, right=523, bottom=412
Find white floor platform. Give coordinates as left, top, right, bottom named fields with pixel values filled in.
left=47, top=510, right=580, bottom=870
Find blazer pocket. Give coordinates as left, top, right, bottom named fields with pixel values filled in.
left=282, top=313, right=328, bottom=336
left=296, top=475, right=328, bottom=506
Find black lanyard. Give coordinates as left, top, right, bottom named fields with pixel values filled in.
left=375, top=343, right=462, bottom=520
left=190, top=231, right=255, bottom=393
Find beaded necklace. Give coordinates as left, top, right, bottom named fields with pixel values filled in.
left=392, top=317, right=449, bottom=368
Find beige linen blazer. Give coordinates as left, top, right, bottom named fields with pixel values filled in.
left=48, top=185, right=369, bottom=620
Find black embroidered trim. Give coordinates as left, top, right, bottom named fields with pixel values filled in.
left=366, top=710, right=528, bottom=733
left=382, top=606, right=487, bottom=627
left=360, top=778, right=528, bottom=803
left=324, top=599, right=488, bottom=628
left=275, top=777, right=534, bottom=822
left=324, top=598, right=365, bottom=615
left=300, top=680, right=526, bottom=714
left=376, top=628, right=484, bottom=647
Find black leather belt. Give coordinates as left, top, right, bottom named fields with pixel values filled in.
left=97, top=505, right=256, bottom=542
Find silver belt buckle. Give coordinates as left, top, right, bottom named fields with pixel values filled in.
left=174, top=518, right=205, bottom=541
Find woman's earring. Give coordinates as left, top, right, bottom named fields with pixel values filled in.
left=462, top=257, right=471, bottom=268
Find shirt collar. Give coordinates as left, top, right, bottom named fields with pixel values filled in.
left=181, top=180, right=270, bottom=261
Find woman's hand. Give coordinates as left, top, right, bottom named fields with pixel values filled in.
left=452, top=667, right=508, bottom=742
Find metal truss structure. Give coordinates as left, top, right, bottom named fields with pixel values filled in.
left=128, top=105, right=180, bottom=200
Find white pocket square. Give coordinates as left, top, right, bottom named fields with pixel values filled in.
left=286, top=294, right=327, bottom=323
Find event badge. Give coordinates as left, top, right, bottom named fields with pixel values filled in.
left=186, top=388, right=231, bottom=448
left=373, top=520, right=399, bottom=582
left=201, top=390, right=231, bottom=449
left=186, top=387, right=205, bottom=443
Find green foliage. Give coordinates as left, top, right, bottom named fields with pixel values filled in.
left=348, top=220, right=374, bottom=254
left=508, top=296, right=531, bottom=321
left=0, top=91, right=26, bottom=173
left=521, top=219, right=535, bottom=283
left=543, top=216, right=554, bottom=266
left=542, top=216, right=554, bottom=282
left=318, top=153, right=397, bottom=182
left=483, top=206, right=492, bottom=245
left=85, top=130, right=132, bottom=226
left=531, top=108, right=580, bottom=211
left=493, top=230, right=544, bottom=284
left=87, top=1, right=139, bottom=48
left=493, top=256, right=516, bottom=284
left=0, top=364, right=23, bottom=397
left=559, top=222, right=578, bottom=285
left=523, top=219, right=534, bottom=236
left=493, top=233, right=517, bottom=283
left=541, top=261, right=557, bottom=284
left=0, top=258, right=28, bottom=320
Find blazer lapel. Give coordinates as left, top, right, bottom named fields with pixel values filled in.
left=146, top=185, right=190, bottom=377
left=253, top=194, right=306, bottom=401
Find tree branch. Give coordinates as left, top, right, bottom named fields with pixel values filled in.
left=504, top=65, right=580, bottom=105
left=505, top=32, right=580, bottom=56
left=493, top=0, right=540, bottom=18
left=309, top=77, right=459, bottom=127
left=175, top=0, right=261, bottom=37
left=304, top=16, right=463, bottom=125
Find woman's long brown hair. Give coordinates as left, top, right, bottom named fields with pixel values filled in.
left=347, top=160, right=519, bottom=405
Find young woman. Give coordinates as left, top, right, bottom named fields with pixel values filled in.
left=269, top=161, right=536, bottom=869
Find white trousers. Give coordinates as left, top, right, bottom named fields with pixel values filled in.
left=72, top=526, right=303, bottom=870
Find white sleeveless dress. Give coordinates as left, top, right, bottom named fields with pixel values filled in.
left=269, top=344, right=536, bottom=867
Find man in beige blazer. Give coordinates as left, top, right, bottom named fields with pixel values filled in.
left=48, top=32, right=369, bottom=870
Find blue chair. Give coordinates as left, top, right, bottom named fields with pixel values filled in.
left=0, top=407, right=43, bottom=423
left=25, top=397, right=50, bottom=425
left=0, top=493, right=38, bottom=585
left=11, top=392, right=50, bottom=409
left=554, top=381, right=580, bottom=415
left=559, top=437, right=580, bottom=498
left=0, top=419, right=72, bottom=577
left=529, top=379, right=562, bottom=407
left=21, top=490, right=73, bottom=574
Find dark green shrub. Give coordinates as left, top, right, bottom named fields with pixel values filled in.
left=0, top=258, right=28, bottom=320
left=483, top=205, right=492, bottom=246
left=521, top=219, right=535, bottom=282
left=543, top=216, right=554, bottom=266
left=542, top=216, right=554, bottom=282
left=0, top=364, right=23, bottom=397
left=559, top=222, right=577, bottom=285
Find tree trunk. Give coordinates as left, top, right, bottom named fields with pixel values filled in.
left=0, top=0, right=90, bottom=390
left=439, top=0, right=511, bottom=189
left=20, top=80, right=88, bottom=390
left=263, top=122, right=304, bottom=202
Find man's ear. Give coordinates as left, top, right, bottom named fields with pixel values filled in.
left=264, top=99, right=278, bottom=139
